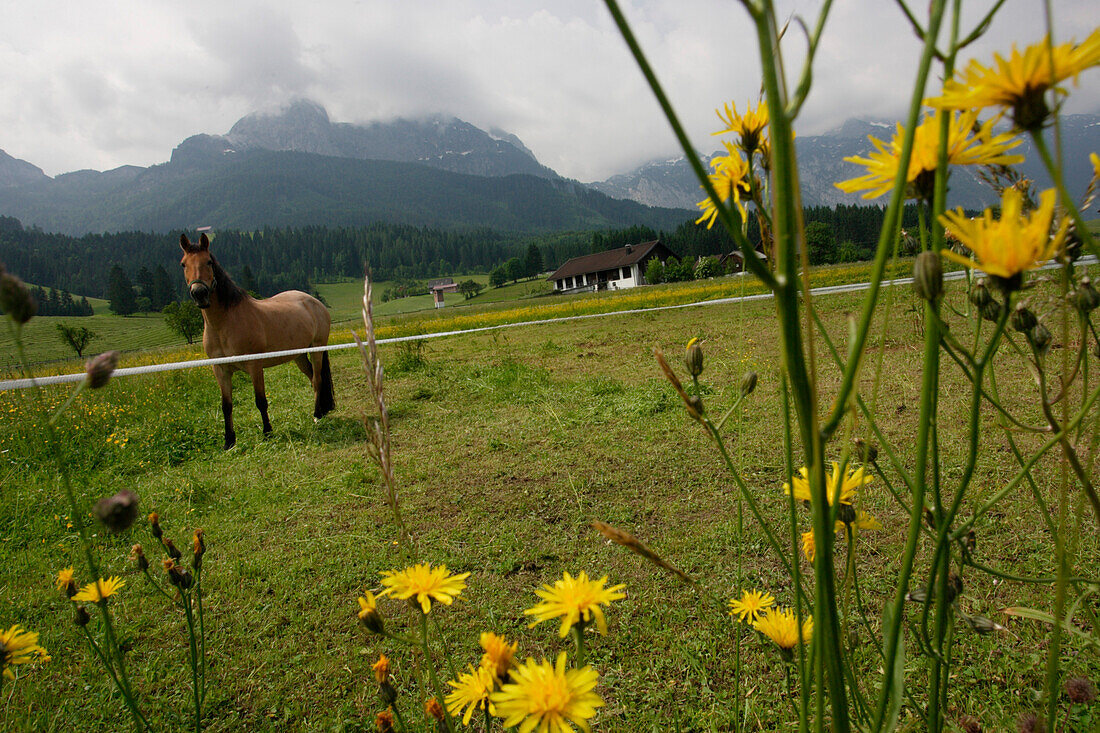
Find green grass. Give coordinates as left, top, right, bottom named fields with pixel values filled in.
left=3, top=261, right=888, bottom=371
left=2, top=276, right=1097, bottom=731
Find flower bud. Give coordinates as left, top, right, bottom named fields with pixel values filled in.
left=1010, top=303, right=1038, bottom=333
left=969, top=279, right=993, bottom=308
left=0, top=269, right=36, bottom=324
left=84, top=351, right=119, bottom=390
left=837, top=503, right=857, bottom=526
left=167, top=563, right=193, bottom=589
left=965, top=530, right=976, bottom=554
left=93, top=490, right=139, bottom=533
left=192, top=529, right=205, bottom=571
left=375, top=709, right=396, bottom=733
left=686, top=394, right=704, bottom=420
left=947, top=571, right=963, bottom=603
left=163, top=538, right=182, bottom=561
left=913, top=251, right=943, bottom=301
left=968, top=615, right=1004, bottom=634
left=1029, top=323, right=1052, bottom=355
left=73, top=605, right=91, bottom=627
left=740, top=371, right=758, bottom=398
left=854, top=438, right=878, bottom=463
left=379, top=682, right=398, bottom=706
left=148, top=512, right=162, bottom=540
left=684, top=338, right=704, bottom=377
left=979, top=300, right=1002, bottom=323
left=130, top=544, right=149, bottom=572
left=1075, top=277, right=1100, bottom=314
left=1016, top=712, right=1046, bottom=733
left=1065, top=676, right=1097, bottom=704
left=424, top=698, right=445, bottom=723
left=358, top=593, right=385, bottom=635
left=372, top=654, right=390, bottom=684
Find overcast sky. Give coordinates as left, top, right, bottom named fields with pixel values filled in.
left=2, top=0, right=1097, bottom=182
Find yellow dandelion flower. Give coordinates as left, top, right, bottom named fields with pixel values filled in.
left=753, top=608, right=813, bottom=650
left=379, top=562, right=469, bottom=614
left=1091, top=152, right=1100, bottom=180
left=851, top=510, right=883, bottom=532
left=696, top=142, right=751, bottom=229
left=55, top=567, right=75, bottom=591
left=524, top=571, right=626, bottom=638
left=784, top=462, right=871, bottom=506
left=446, top=664, right=497, bottom=725
left=714, top=100, right=770, bottom=154
left=940, top=187, right=1068, bottom=280
left=926, top=30, right=1100, bottom=129
left=728, top=588, right=776, bottom=623
left=71, top=576, right=125, bottom=603
left=836, top=110, right=1023, bottom=200
left=801, top=530, right=817, bottom=562
left=480, top=631, right=518, bottom=680
left=1, top=624, right=49, bottom=680
left=490, top=652, right=604, bottom=733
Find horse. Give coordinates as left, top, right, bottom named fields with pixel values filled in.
left=180, top=233, right=334, bottom=450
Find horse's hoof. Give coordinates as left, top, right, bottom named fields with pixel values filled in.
left=313, top=416, right=320, bottom=424
left=223, top=441, right=236, bottom=451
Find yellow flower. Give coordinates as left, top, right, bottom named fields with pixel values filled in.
left=940, top=187, right=1068, bottom=280
left=926, top=30, right=1100, bottom=129
left=728, top=588, right=776, bottom=623
left=372, top=654, right=390, bottom=684
left=1091, top=152, right=1100, bottom=180
left=55, top=567, right=75, bottom=591
left=71, top=576, right=125, bottom=603
left=849, top=510, right=883, bottom=532
left=524, top=571, right=626, bottom=638
left=714, top=100, right=769, bottom=154
left=490, top=652, right=604, bottom=733
left=801, top=531, right=817, bottom=563
left=480, top=631, right=518, bottom=680
left=446, top=664, right=497, bottom=725
left=784, top=462, right=872, bottom=506
left=379, top=562, right=470, bottom=614
left=753, top=608, right=813, bottom=650
left=1, top=624, right=49, bottom=680
left=836, top=110, right=1023, bottom=201
left=696, top=142, right=752, bottom=229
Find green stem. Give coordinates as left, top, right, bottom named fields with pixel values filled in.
left=571, top=619, right=587, bottom=668
left=419, top=611, right=456, bottom=733
left=183, top=593, right=202, bottom=732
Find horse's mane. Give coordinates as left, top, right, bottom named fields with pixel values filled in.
left=210, top=257, right=247, bottom=308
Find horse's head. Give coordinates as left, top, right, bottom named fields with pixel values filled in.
left=180, top=233, right=215, bottom=309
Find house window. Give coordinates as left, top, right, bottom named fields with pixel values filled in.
left=622, top=267, right=630, bottom=279
left=566, top=277, right=573, bottom=288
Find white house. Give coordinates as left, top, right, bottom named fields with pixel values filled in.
left=547, top=240, right=677, bottom=293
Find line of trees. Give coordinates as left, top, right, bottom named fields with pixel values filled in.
left=0, top=203, right=936, bottom=311
left=28, top=286, right=93, bottom=316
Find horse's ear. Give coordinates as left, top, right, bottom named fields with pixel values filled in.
left=180, top=234, right=192, bottom=252
left=198, top=233, right=210, bottom=251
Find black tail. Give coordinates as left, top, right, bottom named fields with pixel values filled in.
left=314, top=352, right=335, bottom=418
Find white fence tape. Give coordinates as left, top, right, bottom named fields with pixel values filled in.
left=1, top=257, right=1088, bottom=392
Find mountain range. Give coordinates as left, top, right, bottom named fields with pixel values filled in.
left=0, top=102, right=1096, bottom=237
left=590, top=115, right=1100, bottom=212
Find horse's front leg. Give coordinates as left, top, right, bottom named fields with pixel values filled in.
left=249, top=366, right=273, bottom=436
left=214, top=366, right=236, bottom=450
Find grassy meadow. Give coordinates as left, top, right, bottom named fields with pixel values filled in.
left=2, top=274, right=1097, bottom=731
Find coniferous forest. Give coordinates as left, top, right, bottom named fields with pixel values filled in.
left=0, top=203, right=927, bottom=302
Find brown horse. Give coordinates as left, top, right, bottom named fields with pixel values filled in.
left=180, top=233, right=334, bottom=449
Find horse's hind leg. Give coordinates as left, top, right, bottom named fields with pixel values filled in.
left=214, top=366, right=236, bottom=450
left=295, top=354, right=314, bottom=381
left=312, top=351, right=335, bottom=419
left=249, top=366, right=273, bottom=436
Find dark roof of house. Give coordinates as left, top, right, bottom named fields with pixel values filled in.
left=427, top=277, right=454, bottom=288
left=547, top=241, right=674, bottom=281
